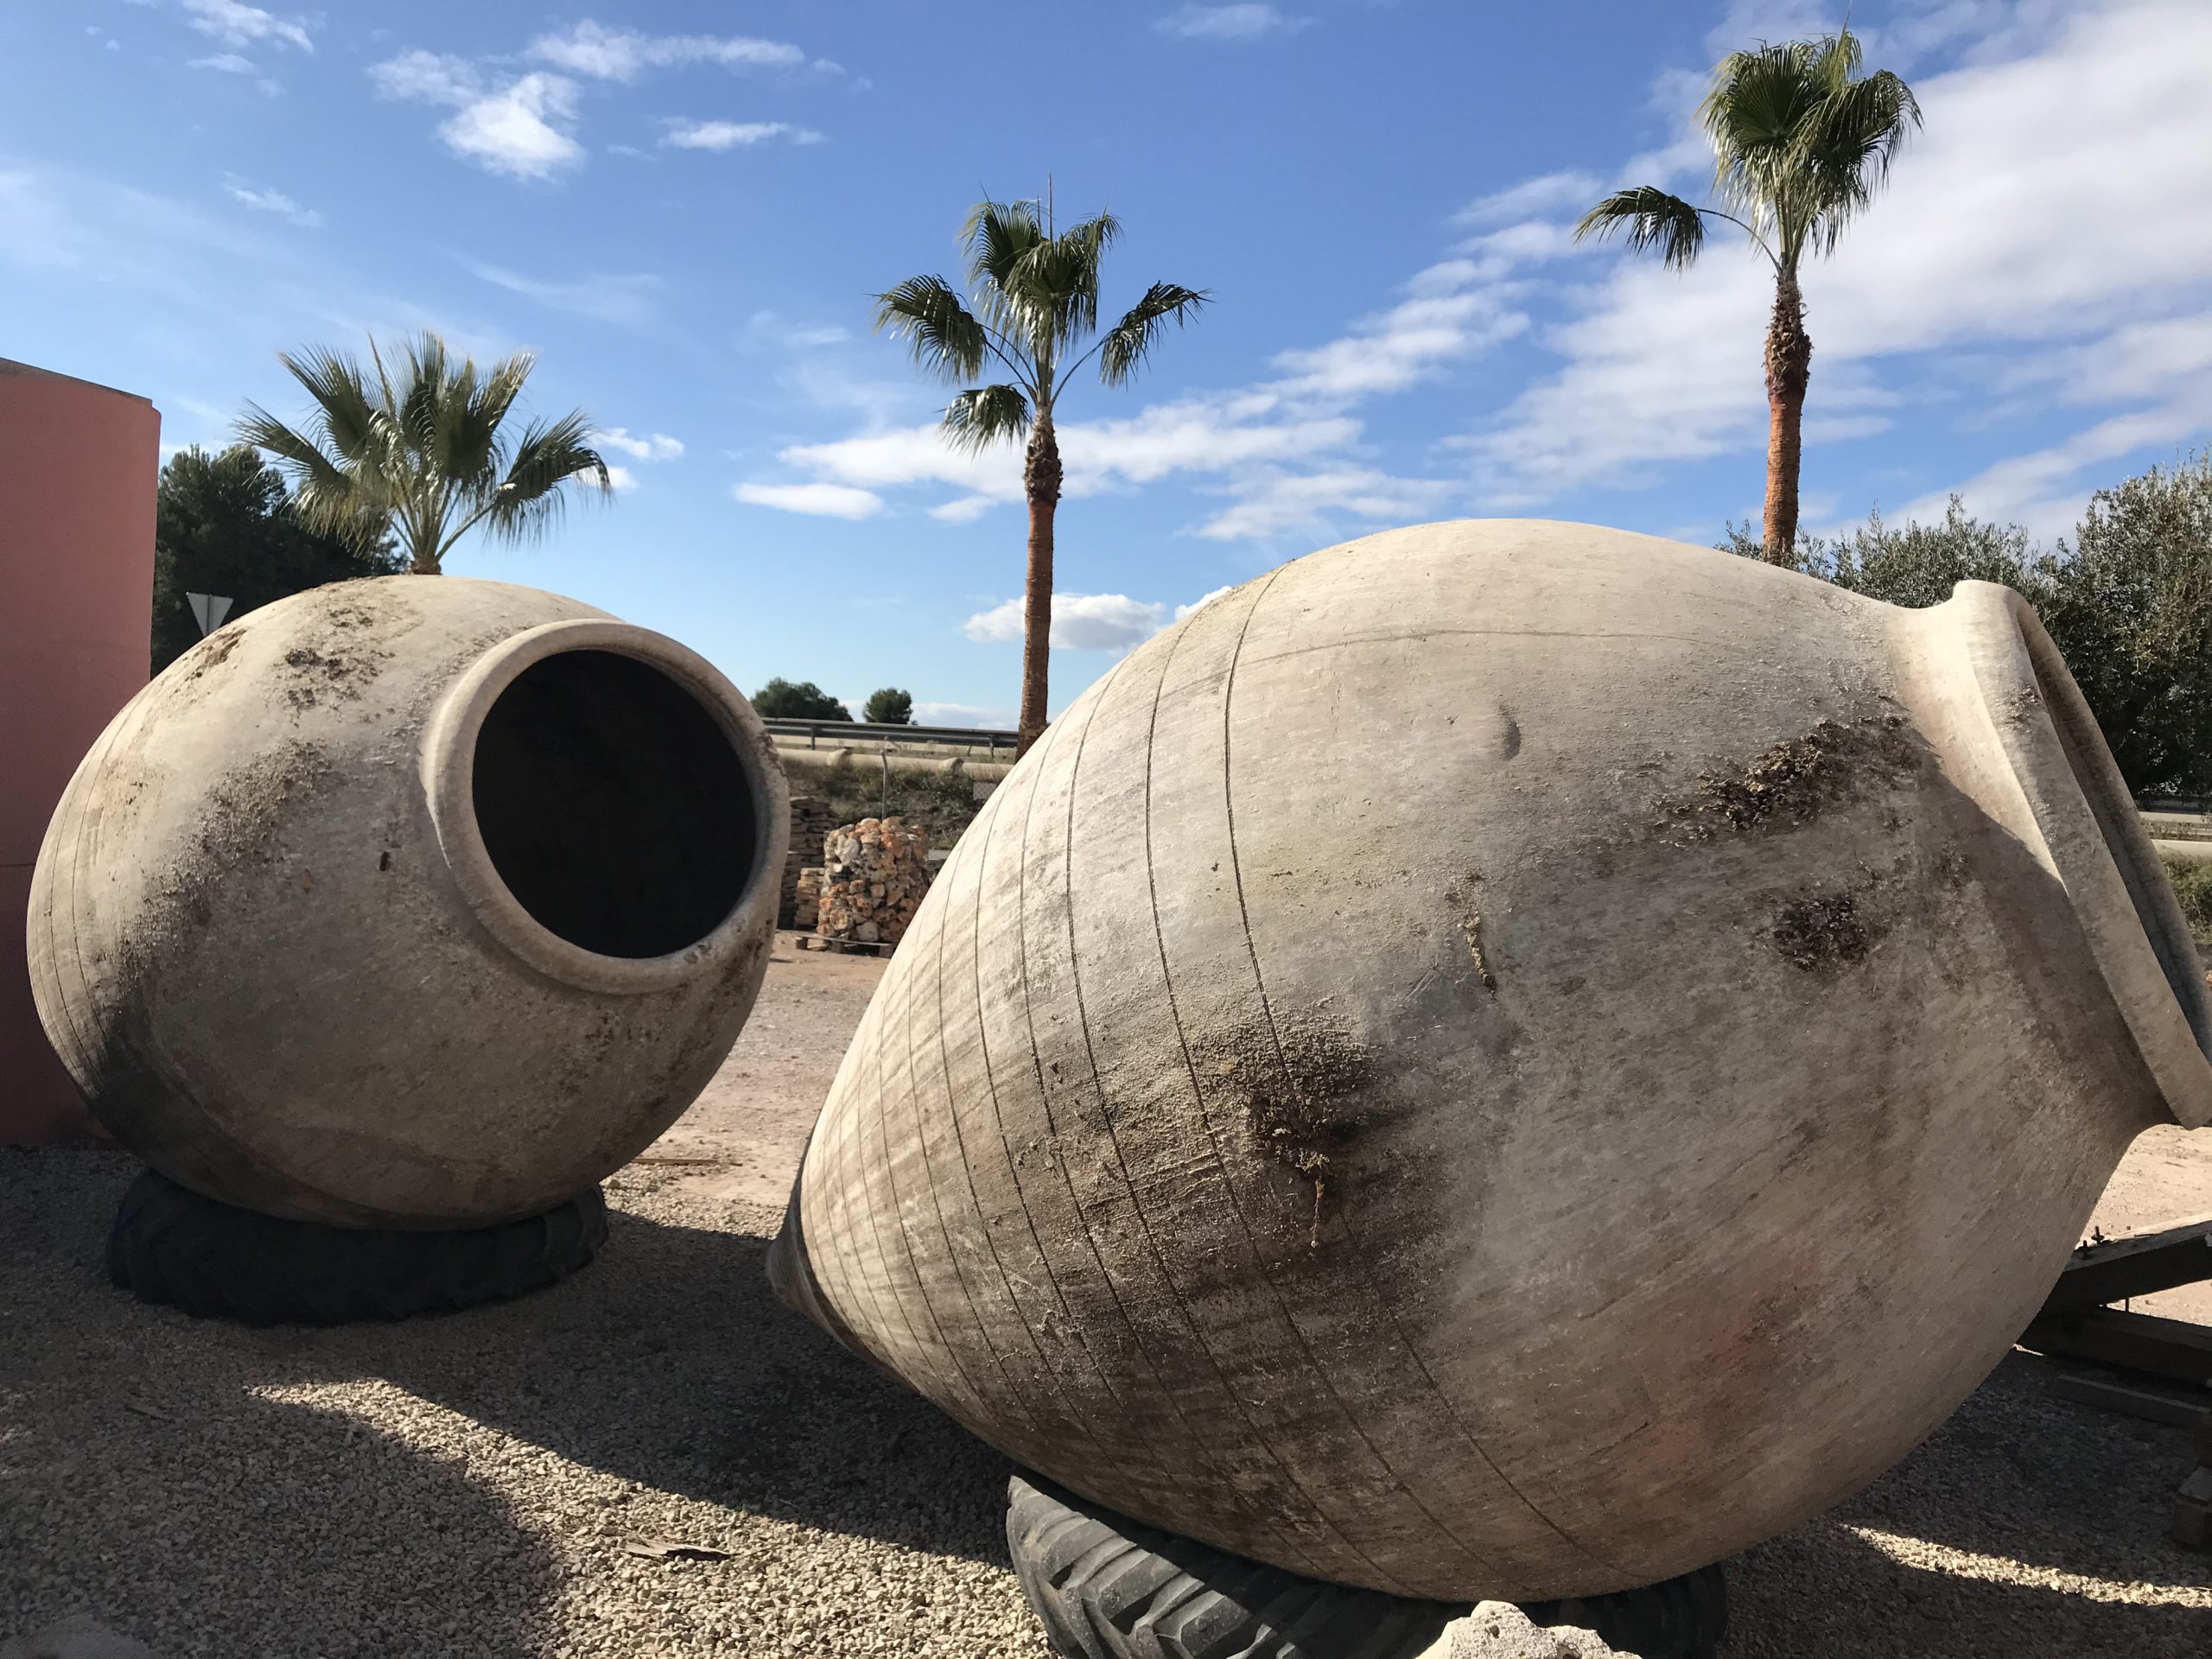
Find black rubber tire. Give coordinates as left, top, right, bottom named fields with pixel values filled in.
left=1006, top=1473, right=1728, bottom=1659
left=107, top=1169, right=607, bottom=1326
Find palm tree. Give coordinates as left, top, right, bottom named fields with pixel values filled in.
left=876, top=197, right=1207, bottom=755
left=1574, top=28, right=1919, bottom=563
left=238, top=331, right=612, bottom=575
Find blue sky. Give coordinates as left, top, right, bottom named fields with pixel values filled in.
left=9, top=1, right=2212, bottom=726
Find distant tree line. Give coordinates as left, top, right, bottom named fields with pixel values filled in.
left=748, top=680, right=916, bottom=724
left=1722, top=451, right=2212, bottom=798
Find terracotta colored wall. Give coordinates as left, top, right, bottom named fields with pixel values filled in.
left=1, top=359, right=159, bottom=1144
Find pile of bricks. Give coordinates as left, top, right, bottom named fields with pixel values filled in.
left=817, top=817, right=932, bottom=945
left=792, top=867, right=824, bottom=931
left=778, top=795, right=838, bottom=929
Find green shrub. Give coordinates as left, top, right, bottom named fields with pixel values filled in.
left=2160, top=854, right=2212, bottom=945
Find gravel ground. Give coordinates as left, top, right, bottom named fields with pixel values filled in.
left=6, top=939, right=2209, bottom=1657
left=1, top=1152, right=1044, bottom=1659
left=4, top=1147, right=2204, bottom=1657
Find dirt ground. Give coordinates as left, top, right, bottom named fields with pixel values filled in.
left=639, top=935, right=884, bottom=1210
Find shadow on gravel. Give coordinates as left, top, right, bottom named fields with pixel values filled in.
left=1729, top=1519, right=2212, bottom=1658
left=0, top=1152, right=559, bottom=1659
left=364, top=1205, right=1017, bottom=1569
left=1726, top=1351, right=2211, bottom=1657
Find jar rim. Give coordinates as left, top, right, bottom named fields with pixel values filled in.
left=421, top=618, right=788, bottom=996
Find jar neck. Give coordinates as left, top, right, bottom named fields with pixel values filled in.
left=1893, top=582, right=2212, bottom=1128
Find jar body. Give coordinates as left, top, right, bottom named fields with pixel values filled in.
left=29, top=575, right=786, bottom=1228
left=774, top=519, right=2209, bottom=1600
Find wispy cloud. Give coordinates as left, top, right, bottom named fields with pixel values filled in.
left=188, top=52, right=256, bottom=73
left=371, top=20, right=832, bottom=181
left=596, top=428, right=684, bottom=461
left=1451, top=169, right=1603, bottom=227
left=1459, top=0, right=2212, bottom=531
left=223, top=175, right=321, bottom=227
left=734, top=481, right=884, bottom=519
left=371, top=53, right=586, bottom=181
left=181, top=0, right=310, bottom=54
left=661, top=119, right=823, bottom=150
left=963, top=593, right=1167, bottom=651
left=461, top=259, right=662, bottom=327
left=1154, top=4, right=1309, bottom=41
left=526, top=21, right=811, bottom=80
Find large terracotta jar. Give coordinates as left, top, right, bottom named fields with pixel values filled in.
left=772, top=518, right=2210, bottom=1601
left=28, top=575, right=786, bottom=1229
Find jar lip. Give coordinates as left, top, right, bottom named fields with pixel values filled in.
left=421, top=618, right=789, bottom=996
left=1951, top=580, right=2212, bottom=1128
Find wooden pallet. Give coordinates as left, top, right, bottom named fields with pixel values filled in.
left=2023, top=1217, right=2212, bottom=1549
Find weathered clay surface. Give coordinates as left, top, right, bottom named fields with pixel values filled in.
left=773, top=519, right=2211, bottom=1601
left=27, top=576, right=786, bottom=1228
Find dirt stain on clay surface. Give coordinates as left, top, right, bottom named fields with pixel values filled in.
left=281, top=602, right=397, bottom=710
left=1194, top=1014, right=1375, bottom=1221
left=1771, top=887, right=1885, bottom=972
left=1655, top=714, right=1922, bottom=841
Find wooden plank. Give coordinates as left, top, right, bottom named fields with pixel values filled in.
left=2039, top=1218, right=2212, bottom=1315
left=2022, top=1307, right=2212, bottom=1385
left=2047, top=1370, right=2210, bottom=1427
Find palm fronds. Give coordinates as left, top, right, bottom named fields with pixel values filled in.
left=877, top=195, right=1204, bottom=445
left=233, top=330, right=608, bottom=574
left=873, top=276, right=992, bottom=383
left=943, top=385, right=1033, bottom=453
left=1573, top=188, right=1710, bottom=270
left=1096, top=283, right=1210, bottom=387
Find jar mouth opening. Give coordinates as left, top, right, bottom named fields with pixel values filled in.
left=423, top=620, right=788, bottom=996
left=1958, top=582, right=2212, bottom=1126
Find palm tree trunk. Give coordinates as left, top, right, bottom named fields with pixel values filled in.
left=1762, top=270, right=1812, bottom=564
left=1016, top=418, right=1062, bottom=758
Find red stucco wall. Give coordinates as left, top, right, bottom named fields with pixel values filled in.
left=2, top=359, right=159, bottom=1144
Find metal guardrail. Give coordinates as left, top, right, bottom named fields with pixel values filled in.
left=762, top=718, right=1018, bottom=755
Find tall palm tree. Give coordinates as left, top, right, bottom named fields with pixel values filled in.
left=1574, top=28, right=1919, bottom=563
left=238, top=331, right=612, bottom=575
left=876, top=197, right=1207, bottom=755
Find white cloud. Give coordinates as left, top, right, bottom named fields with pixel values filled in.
left=734, top=481, right=885, bottom=519
left=222, top=176, right=320, bottom=227
left=461, top=260, right=659, bottom=326
left=661, top=119, right=823, bottom=150
left=182, top=0, right=309, bottom=54
left=367, top=49, right=477, bottom=105
left=601, top=463, right=639, bottom=491
left=188, top=52, right=255, bottom=73
left=1196, top=467, right=1458, bottom=541
left=1271, top=289, right=1529, bottom=399
left=913, top=701, right=1013, bottom=728
left=1464, top=0, right=2212, bottom=526
left=527, top=21, right=809, bottom=80
left=1154, top=4, right=1309, bottom=41
left=928, top=495, right=998, bottom=524
left=964, top=593, right=1172, bottom=652
left=373, top=22, right=832, bottom=181
left=440, top=74, right=584, bottom=180
left=1175, top=585, right=1235, bottom=621
left=596, top=428, right=684, bottom=461
left=1451, top=169, right=1603, bottom=227
left=370, top=54, right=587, bottom=180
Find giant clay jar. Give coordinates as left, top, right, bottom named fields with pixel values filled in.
left=28, top=576, right=786, bottom=1229
left=772, top=518, right=2211, bottom=1602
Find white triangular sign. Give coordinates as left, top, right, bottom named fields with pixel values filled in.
left=187, top=593, right=234, bottom=636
